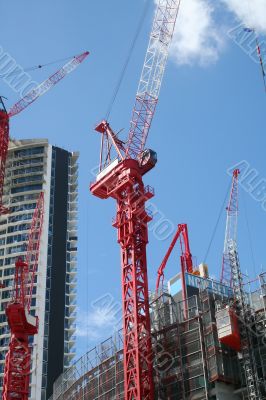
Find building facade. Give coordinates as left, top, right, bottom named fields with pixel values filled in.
left=0, top=139, right=78, bottom=399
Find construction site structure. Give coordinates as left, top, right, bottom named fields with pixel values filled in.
left=48, top=269, right=266, bottom=400
left=2, top=191, right=44, bottom=400
left=217, top=168, right=264, bottom=399
left=0, top=51, right=89, bottom=214
left=90, top=1, right=180, bottom=398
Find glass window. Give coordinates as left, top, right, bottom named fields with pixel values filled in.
left=11, top=184, right=42, bottom=194
left=1, top=290, right=11, bottom=299
left=8, top=223, right=30, bottom=233
left=8, top=212, right=33, bottom=224
left=13, top=165, right=43, bottom=176
left=12, top=174, right=42, bottom=185
left=0, top=314, right=6, bottom=323
left=4, top=259, right=16, bottom=267
left=11, top=156, right=43, bottom=168
left=10, top=202, right=36, bottom=213
left=6, top=233, right=28, bottom=244
left=14, top=146, right=44, bottom=158
left=10, top=193, right=40, bottom=204
left=6, top=243, right=27, bottom=255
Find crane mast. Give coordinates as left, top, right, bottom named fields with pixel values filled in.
left=2, top=192, right=44, bottom=400
left=221, top=170, right=262, bottom=400
left=91, top=2, right=180, bottom=399
left=0, top=51, right=89, bottom=214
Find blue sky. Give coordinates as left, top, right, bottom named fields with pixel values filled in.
left=0, top=0, right=266, bottom=359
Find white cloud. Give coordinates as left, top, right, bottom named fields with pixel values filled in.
left=76, top=297, right=122, bottom=340
left=153, top=0, right=266, bottom=67
left=222, top=0, right=266, bottom=34
left=170, top=0, right=224, bottom=66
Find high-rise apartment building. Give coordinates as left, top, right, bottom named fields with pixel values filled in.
left=0, top=139, right=78, bottom=399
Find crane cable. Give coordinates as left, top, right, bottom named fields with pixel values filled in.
left=255, top=36, right=266, bottom=92
left=203, top=180, right=231, bottom=264
left=23, top=54, right=78, bottom=72
left=105, top=0, right=151, bottom=121
left=242, top=190, right=257, bottom=278
left=244, top=0, right=266, bottom=92
left=244, top=27, right=266, bottom=92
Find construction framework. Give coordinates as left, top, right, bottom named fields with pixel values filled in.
left=47, top=271, right=266, bottom=400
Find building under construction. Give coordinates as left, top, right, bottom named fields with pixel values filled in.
left=48, top=270, right=266, bottom=400
left=0, top=0, right=265, bottom=399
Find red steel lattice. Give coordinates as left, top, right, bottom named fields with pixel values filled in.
left=91, top=159, right=154, bottom=400
left=2, top=192, right=44, bottom=400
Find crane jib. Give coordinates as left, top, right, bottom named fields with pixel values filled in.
left=125, top=0, right=181, bottom=158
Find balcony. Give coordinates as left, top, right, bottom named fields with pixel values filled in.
left=65, top=324, right=76, bottom=335
left=65, top=314, right=76, bottom=324
left=67, top=303, right=77, bottom=312
left=66, top=278, right=77, bottom=287
left=66, top=265, right=77, bottom=275
left=65, top=309, right=77, bottom=318
left=65, top=334, right=76, bottom=343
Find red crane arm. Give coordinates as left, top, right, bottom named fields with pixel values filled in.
left=13, top=192, right=44, bottom=311
left=0, top=51, right=89, bottom=215
left=156, top=223, right=193, bottom=293
left=125, top=0, right=181, bottom=159
left=180, top=223, right=193, bottom=274
left=8, top=51, right=89, bottom=118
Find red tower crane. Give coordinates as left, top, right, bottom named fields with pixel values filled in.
left=2, top=192, right=44, bottom=400
left=156, top=223, right=193, bottom=295
left=90, top=1, right=180, bottom=399
left=0, top=51, right=89, bottom=214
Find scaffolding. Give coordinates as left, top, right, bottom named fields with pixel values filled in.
left=200, top=287, right=239, bottom=386
left=150, top=293, right=208, bottom=399
left=50, top=331, right=124, bottom=400
left=215, top=270, right=266, bottom=399
left=49, top=275, right=266, bottom=400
